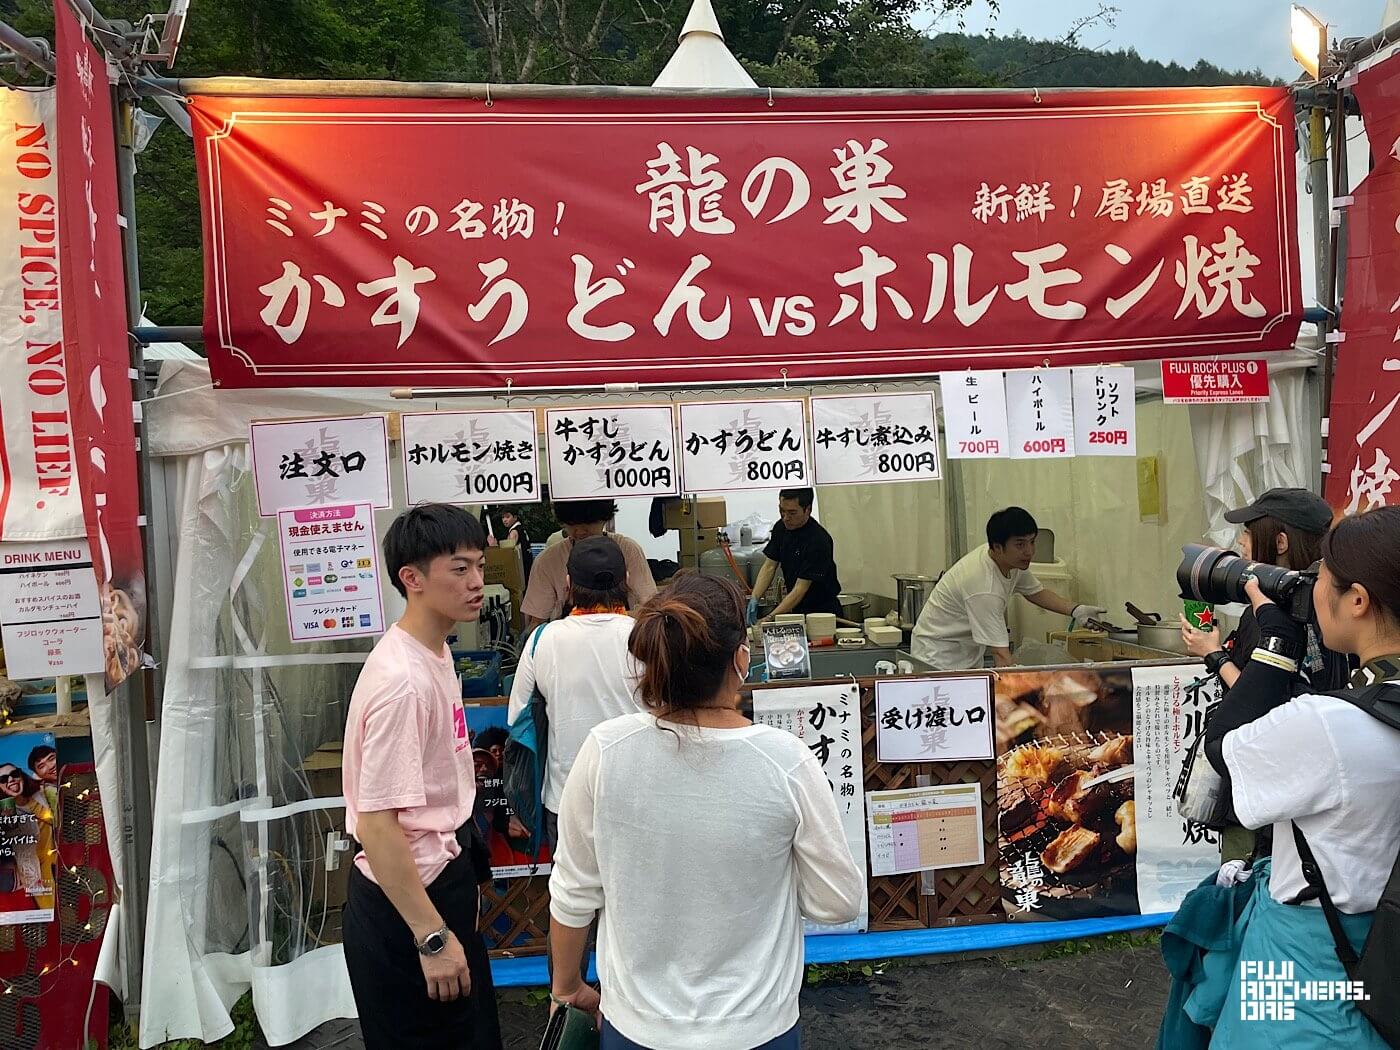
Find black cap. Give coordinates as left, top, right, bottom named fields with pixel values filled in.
left=567, top=535, right=627, bottom=592
left=1224, top=487, right=1334, bottom=534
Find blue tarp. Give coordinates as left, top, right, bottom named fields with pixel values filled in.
left=488, top=911, right=1173, bottom=988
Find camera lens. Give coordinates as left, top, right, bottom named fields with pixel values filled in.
left=1177, top=543, right=1307, bottom=609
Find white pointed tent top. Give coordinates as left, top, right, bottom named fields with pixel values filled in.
left=679, top=0, right=725, bottom=40
left=652, top=0, right=757, bottom=89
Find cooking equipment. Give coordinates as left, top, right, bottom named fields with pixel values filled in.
left=1133, top=621, right=1188, bottom=654
left=1125, top=602, right=1160, bottom=626
left=893, top=573, right=937, bottom=628
left=838, top=592, right=868, bottom=622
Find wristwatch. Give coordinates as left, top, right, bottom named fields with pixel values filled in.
left=415, top=924, right=451, bottom=956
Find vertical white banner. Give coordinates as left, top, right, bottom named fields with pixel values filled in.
left=0, top=88, right=84, bottom=540
left=1072, top=366, right=1138, bottom=456
left=1006, top=368, right=1076, bottom=459
left=1130, top=663, right=1222, bottom=913
left=752, top=682, right=868, bottom=934
left=939, top=371, right=1009, bottom=459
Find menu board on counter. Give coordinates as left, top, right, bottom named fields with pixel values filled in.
left=0, top=540, right=103, bottom=680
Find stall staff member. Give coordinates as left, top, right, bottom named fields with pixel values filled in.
left=912, top=507, right=1103, bottom=671
left=751, top=488, right=844, bottom=622
left=521, top=500, right=656, bottom=631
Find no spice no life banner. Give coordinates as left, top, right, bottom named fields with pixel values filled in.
left=191, top=89, right=1301, bottom=389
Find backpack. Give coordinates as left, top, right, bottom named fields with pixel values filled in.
left=502, top=625, right=550, bottom=865
left=1290, top=679, right=1400, bottom=1048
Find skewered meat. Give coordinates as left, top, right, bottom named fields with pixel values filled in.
left=1044, top=770, right=1112, bottom=825
left=1041, top=826, right=1101, bottom=874
left=1115, top=801, right=1137, bottom=855
left=1087, top=735, right=1134, bottom=769
left=1002, top=746, right=1067, bottom=785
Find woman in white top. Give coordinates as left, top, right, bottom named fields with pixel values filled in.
left=547, top=573, right=865, bottom=1050
left=1204, top=506, right=1400, bottom=1048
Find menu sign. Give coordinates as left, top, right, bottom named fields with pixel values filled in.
left=1072, top=366, right=1137, bottom=455
left=677, top=399, right=810, bottom=493
left=1006, top=368, right=1075, bottom=460
left=0, top=539, right=103, bottom=679
left=809, top=392, right=941, bottom=486
left=940, top=371, right=1010, bottom=459
left=277, top=502, right=386, bottom=642
left=544, top=405, right=679, bottom=501
left=401, top=409, right=540, bottom=505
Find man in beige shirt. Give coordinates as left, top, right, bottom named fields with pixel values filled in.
left=520, top=500, right=656, bottom=631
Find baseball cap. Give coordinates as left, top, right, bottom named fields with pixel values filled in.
left=1224, top=487, right=1334, bottom=534
left=568, top=535, right=627, bottom=591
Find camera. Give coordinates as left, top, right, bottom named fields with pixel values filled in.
left=1176, top=543, right=1317, bottom=623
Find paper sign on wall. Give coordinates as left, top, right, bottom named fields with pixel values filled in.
left=678, top=399, right=810, bottom=493
left=0, top=540, right=103, bottom=679
left=752, top=682, right=868, bottom=934
left=545, top=405, right=679, bottom=501
left=867, top=784, right=985, bottom=876
left=874, top=675, right=994, bottom=762
left=939, top=371, right=1009, bottom=459
left=251, top=415, right=392, bottom=516
left=401, top=410, right=540, bottom=506
left=277, top=502, right=386, bottom=642
left=1072, top=366, right=1138, bottom=456
left=1006, top=369, right=1075, bottom=459
left=810, top=393, right=942, bottom=486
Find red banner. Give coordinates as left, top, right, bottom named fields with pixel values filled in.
left=1327, top=56, right=1400, bottom=513
left=54, top=3, right=146, bottom=689
left=191, top=88, right=1301, bottom=389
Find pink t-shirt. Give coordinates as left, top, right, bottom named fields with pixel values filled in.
left=343, top=624, right=477, bottom=886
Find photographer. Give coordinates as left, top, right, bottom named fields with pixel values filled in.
left=1179, top=488, right=1347, bottom=692
left=1199, top=507, right=1400, bottom=1048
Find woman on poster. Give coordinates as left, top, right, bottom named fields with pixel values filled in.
left=0, top=764, right=54, bottom=912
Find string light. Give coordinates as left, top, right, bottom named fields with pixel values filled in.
left=0, top=772, right=112, bottom=1000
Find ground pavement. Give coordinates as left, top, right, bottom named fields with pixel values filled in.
left=266, top=942, right=1171, bottom=1050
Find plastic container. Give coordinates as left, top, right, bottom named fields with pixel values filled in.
left=805, top=612, right=837, bottom=642
left=866, top=624, right=903, bottom=647
left=1008, top=558, right=1078, bottom=648
left=452, top=649, right=504, bottom=698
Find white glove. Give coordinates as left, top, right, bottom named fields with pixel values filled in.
left=1071, top=604, right=1106, bottom=624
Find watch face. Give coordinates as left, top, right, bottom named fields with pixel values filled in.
left=422, top=931, right=446, bottom=954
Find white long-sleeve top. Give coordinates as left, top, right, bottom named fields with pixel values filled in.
left=549, top=713, right=866, bottom=1050
left=507, top=614, right=643, bottom=811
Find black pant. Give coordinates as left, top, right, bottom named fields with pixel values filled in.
left=343, top=848, right=503, bottom=1050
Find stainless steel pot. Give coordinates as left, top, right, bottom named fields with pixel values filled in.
left=893, top=573, right=937, bottom=628
left=1135, top=621, right=1189, bottom=654
left=838, top=592, right=867, bottom=622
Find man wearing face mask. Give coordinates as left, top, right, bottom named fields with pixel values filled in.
left=912, top=507, right=1103, bottom=671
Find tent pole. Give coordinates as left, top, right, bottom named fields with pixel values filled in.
left=0, top=19, right=54, bottom=72
left=114, top=90, right=155, bottom=1020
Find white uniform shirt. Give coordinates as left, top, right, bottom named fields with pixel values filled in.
left=910, top=544, right=1043, bottom=670
left=1224, top=686, right=1400, bottom=911
left=549, top=713, right=865, bottom=1050
left=507, top=614, right=644, bottom=811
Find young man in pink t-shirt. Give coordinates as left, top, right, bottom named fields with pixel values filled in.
left=341, top=504, right=502, bottom=1050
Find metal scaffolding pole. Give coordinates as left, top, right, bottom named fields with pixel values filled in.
left=0, top=19, right=54, bottom=72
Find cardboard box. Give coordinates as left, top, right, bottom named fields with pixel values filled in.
left=679, top=527, right=720, bottom=556
left=662, top=497, right=728, bottom=530
left=485, top=547, right=526, bottom=630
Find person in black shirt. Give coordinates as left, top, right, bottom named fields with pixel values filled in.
left=751, top=488, right=843, bottom=622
